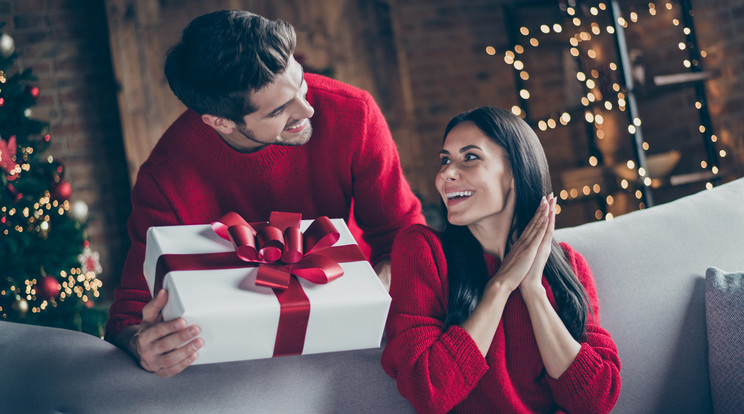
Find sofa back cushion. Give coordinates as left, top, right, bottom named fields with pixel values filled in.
left=554, top=178, right=744, bottom=414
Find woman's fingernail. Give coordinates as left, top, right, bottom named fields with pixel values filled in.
left=189, top=326, right=199, bottom=337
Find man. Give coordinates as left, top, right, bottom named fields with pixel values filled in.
left=105, top=10, right=424, bottom=377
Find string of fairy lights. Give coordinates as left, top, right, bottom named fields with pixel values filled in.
left=1, top=181, right=103, bottom=318
left=0, top=263, right=103, bottom=317
left=494, top=1, right=723, bottom=221
left=1, top=185, right=103, bottom=318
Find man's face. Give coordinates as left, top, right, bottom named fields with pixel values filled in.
left=221, top=56, right=315, bottom=152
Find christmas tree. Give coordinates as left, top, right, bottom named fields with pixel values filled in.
left=0, top=25, right=105, bottom=336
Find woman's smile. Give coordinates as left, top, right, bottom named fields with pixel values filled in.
left=445, top=189, right=475, bottom=206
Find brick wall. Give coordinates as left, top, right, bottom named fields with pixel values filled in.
left=391, top=0, right=744, bottom=225
left=693, top=0, right=744, bottom=178
left=1, top=0, right=743, bottom=300
left=391, top=0, right=518, bottom=204
left=0, top=0, right=131, bottom=299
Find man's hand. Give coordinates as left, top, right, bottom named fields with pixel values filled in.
left=374, top=259, right=392, bottom=292
left=113, top=290, right=203, bottom=378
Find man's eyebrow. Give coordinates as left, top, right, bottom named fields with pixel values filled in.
left=264, top=67, right=305, bottom=119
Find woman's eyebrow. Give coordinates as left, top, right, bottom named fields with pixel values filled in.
left=458, top=145, right=481, bottom=152
left=440, top=144, right=482, bottom=155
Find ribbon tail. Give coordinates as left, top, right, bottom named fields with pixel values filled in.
left=272, top=277, right=310, bottom=357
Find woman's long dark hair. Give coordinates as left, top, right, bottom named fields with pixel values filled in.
left=441, top=106, right=592, bottom=340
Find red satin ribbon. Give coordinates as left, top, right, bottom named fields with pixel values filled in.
left=153, top=212, right=367, bottom=357
left=153, top=245, right=366, bottom=295
left=210, top=212, right=350, bottom=290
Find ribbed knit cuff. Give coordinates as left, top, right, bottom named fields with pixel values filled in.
left=105, top=289, right=151, bottom=341
left=441, top=325, right=489, bottom=385
left=546, top=342, right=602, bottom=394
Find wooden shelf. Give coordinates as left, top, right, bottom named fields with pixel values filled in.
left=653, top=70, right=717, bottom=87
left=669, top=170, right=719, bottom=186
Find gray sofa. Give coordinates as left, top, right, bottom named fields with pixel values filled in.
left=2, top=177, right=743, bottom=413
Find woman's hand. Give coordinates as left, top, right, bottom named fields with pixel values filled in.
left=517, top=194, right=581, bottom=379
left=520, top=193, right=556, bottom=294
left=126, top=290, right=203, bottom=377
left=487, top=195, right=551, bottom=294
left=463, top=195, right=552, bottom=356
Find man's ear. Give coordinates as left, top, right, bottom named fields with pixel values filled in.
left=201, top=114, right=236, bottom=134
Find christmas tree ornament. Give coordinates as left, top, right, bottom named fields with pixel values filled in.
left=78, top=245, right=103, bottom=274
left=0, top=135, right=18, bottom=179
left=39, top=276, right=61, bottom=299
left=52, top=180, right=72, bottom=200
left=29, top=86, right=40, bottom=98
left=12, top=297, right=28, bottom=317
left=71, top=200, right=89, bottom=221
left=0, top=32, right=14, bottom=57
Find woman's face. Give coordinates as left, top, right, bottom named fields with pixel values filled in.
left=436, top=121, right=514, bottom=227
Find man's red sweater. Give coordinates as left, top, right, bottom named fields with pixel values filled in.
left=382, top=225, right=621, bottom=414
left=105, top=74, right=424, bottom=340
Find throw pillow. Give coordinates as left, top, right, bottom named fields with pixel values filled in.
left=705, top=267, right=744, bottom=414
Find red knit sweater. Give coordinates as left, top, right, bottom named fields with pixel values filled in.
left=105, top=74, right=424, bottom=340
left=382, top=225, right=621, bottom=414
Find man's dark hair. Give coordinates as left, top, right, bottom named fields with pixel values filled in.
left=164, top=10, right=296, bottom=124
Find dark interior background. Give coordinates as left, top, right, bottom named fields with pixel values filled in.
left=2, top=0, right=742, bottom=301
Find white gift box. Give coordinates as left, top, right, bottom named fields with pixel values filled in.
left=143, top=218, right=391, bottom=365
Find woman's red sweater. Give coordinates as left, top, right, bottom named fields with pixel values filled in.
left=382, top=224, right=621, bottom=414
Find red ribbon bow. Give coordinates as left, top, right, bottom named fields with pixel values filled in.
left=211, top=211, right=358, bottom=290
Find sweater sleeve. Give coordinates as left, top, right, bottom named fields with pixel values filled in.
left=381, top=225, right=489, bottom=414
left=547, top=244, right=622, bottom=414
left=350, top=92, right=425, bottom=265
left=104, top=169, right=182, bottom=341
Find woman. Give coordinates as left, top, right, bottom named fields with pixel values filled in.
left=382, top=106, right=621, bottom=413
